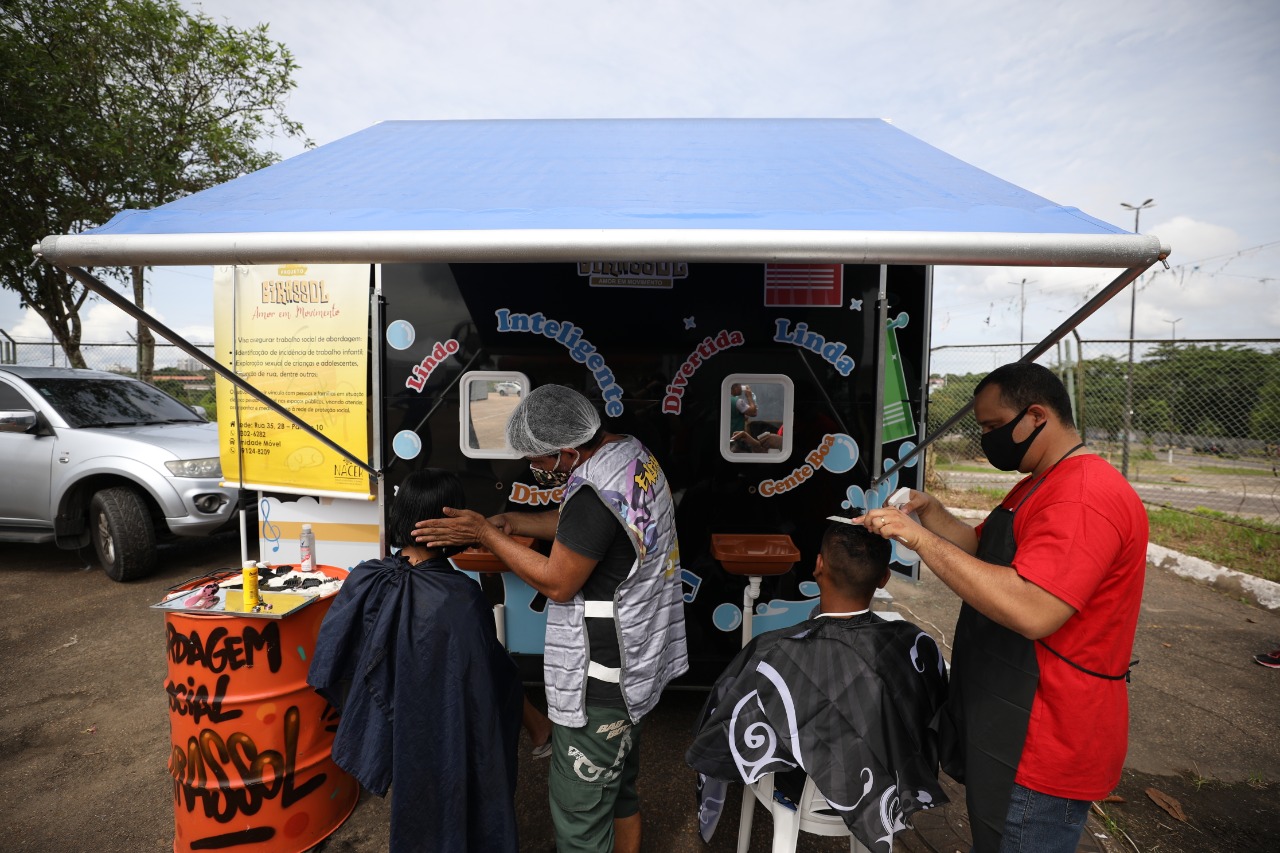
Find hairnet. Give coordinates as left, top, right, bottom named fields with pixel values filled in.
left=506, top=384, right=602, bottom=456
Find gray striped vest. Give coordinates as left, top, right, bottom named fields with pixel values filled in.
left=543, top=436, right=688, bottom=726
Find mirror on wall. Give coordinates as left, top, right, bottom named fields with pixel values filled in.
left=721, top=374, right=794, bottom=462
left=460, top=371, right=529, bottom=458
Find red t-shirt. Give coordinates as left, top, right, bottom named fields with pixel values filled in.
left=976, top=454, right=1148, bottom=800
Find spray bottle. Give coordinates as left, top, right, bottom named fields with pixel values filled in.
left=299, top=523, right=316, bottom=572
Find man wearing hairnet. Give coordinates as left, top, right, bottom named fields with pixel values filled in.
left=416, top=384, right=688, bottom=853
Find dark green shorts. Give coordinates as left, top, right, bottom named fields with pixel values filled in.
left=547, top=705, right=643, bottom=853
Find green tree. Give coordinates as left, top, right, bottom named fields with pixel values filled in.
left=0, top=0, right=306, bottom=373
left=925, top=371, right=986, bottom=459
left=1140, top=343, right=1279, bottom=440
left=1079, top=354, right=1129, bottom=441
left=1250, top=377, right=1280, bottom=445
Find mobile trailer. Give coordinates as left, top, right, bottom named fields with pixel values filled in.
left=35, top=119, right=1168, bottom=680
left=377, top=258, right=930, bottom=680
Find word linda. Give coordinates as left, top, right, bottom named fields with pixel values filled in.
left=509, top=482, right=565, bottom=506
left=773, top=319, right=855, bottom=376
left=758, top=434, right=838, bottom=497
left=495, top=309, right=625, bottom=416
left=662, top=330, right=745, bottom=414
left=405, top=339, right=460, bottom=392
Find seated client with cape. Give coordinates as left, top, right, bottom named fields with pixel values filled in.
left=686, top=522, right=949, bottom=851
left=308, top=469, right=523, bottom=852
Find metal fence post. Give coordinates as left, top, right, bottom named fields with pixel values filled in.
left=1121, top=280, right=1138, bottom=478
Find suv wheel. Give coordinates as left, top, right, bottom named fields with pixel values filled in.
left=90, top=487, right=156, bottom=582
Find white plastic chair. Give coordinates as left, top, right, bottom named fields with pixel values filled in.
left=737, top=771, right=872, bottom=853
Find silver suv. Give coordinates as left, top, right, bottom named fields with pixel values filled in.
left=0, top=366, right=246, bottom=581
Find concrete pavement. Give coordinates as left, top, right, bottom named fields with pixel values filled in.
left=884, top=524, right=1280, bottom=852
left=2, top=526, right=1276, bottom=851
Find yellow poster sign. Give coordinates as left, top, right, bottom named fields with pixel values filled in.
left=213, top=264, right=371, bottom=496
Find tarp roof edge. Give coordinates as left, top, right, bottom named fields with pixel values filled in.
left=35, top=229, right=1168, bottom=269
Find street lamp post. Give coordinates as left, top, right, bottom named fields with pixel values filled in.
left=1119, top=199, right=1155, bottom=480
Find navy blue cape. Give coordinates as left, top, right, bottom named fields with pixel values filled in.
left=308, top=555, right=522, bottom=852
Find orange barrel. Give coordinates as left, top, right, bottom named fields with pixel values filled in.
left=163, top=564, right=359, bottom=853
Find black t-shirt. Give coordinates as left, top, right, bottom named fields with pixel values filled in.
left=556, top=487, right=636, bottom=707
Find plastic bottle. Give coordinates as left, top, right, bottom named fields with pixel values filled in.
left=887, top=487, right=921, bottom=563
left=241, top=561, right=260, bottom=610
left=299, top=523, right=316, bottom=572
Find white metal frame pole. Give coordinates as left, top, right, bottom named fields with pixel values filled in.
left=1119, top=199, right=1154, bottom=479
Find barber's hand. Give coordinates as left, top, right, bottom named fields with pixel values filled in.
left=487, top=512, right=518, bottom=536
left=853, top=506, right=925, bottom=551
left=892, top=488, right=943, bottom=521
left=888, top=488, right=928, bottom=515
left=413, top=507, right=492, bottom=549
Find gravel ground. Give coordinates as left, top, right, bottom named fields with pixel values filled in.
left=2, top=524, right=1277, bottom=852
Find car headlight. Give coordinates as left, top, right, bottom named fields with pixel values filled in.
left=165, top=457, right=223, bottom=478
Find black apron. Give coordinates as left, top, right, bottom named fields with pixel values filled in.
left=939, top=443, right=1084, bottom=853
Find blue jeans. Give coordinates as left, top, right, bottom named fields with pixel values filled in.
left=997, top=783, right=1091, bottom=853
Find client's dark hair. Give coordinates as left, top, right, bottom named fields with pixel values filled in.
left=974, top=362, right=1076, bottom=428
left=387, top=469, right=466, bottom=554
left=820, top=522, right=890, bottom=598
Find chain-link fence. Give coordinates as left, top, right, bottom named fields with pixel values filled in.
left=927, top=339, right=1280, bottom=526
left=1, top=335, right=218, bottom=416
left=8, top=333, right=1280, bottom=525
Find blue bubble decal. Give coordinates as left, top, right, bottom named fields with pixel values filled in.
left=392, top=430, right=422, bottom=460
left=386, top=319, right=416, bottom=351
left=822, top=433, right=860, bottom=474
left=713, top=602, right=743, bottom=632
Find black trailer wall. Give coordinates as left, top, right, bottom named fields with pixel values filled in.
left=379, top=262, right=927, bottom=681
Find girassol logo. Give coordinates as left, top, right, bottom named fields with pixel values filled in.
left=260, top=263, right=330, bottom=306
left=578, top=261, right=689, bottom=289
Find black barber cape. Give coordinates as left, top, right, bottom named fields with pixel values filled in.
left=308, top=555, right=523, bottom=853
left=686, top=613, right=949, bottom=851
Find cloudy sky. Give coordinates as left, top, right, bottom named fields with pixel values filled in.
left=6, top=0, right=1277, bottom=363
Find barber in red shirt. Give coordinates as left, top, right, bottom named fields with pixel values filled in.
left=859, top=362, right=1147, bottom=853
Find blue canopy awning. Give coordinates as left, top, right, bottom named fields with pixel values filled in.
left=35, top=119, right=1167, bottom=268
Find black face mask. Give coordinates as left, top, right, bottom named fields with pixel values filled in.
left=529, top=449, right=578, bottom=488
left=980, top=405, right=1045, bottom=471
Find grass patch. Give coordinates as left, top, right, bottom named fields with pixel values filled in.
left=933, top=463, right=998, bottom=474
left=1146, top=507, right=1280, bottom=583
left=932, top=484, right=1006, bottom=510
left=1190, top=465, right=1274, bottom=477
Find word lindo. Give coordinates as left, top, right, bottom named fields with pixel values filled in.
left=758, top=434, right=838, bottom=497
left=509, top=482, right=565, bottom=506
left=405, top=339, right=460, bottom=392
left=495, top=309, right=624, bottom=416
left=662, top=330, right=745, bottom=414
left=773, top=319, right=855, bottom=376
